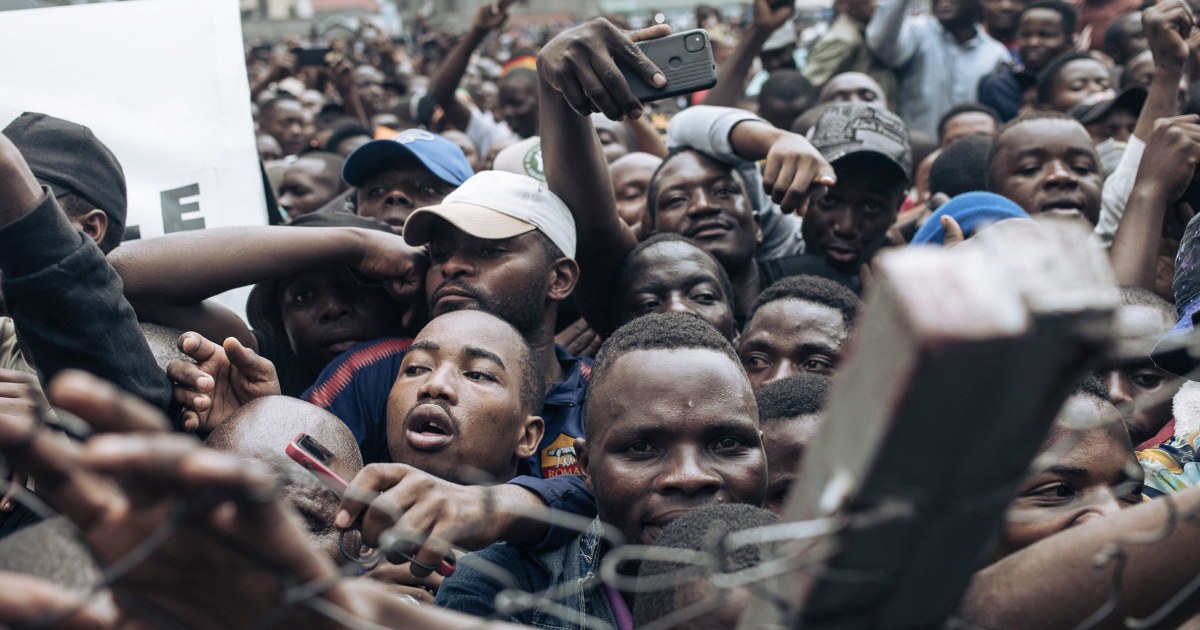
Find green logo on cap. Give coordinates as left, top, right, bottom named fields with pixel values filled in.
left=523, top=144, right=545, bottom=181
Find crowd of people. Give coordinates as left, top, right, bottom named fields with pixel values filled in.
left=5, top=0, right=1200, bottom=625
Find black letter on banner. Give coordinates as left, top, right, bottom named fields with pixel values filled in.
left=161, top=183, right=205, bottom=233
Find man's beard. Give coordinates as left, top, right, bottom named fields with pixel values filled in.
left=430, top=278, right=547, bottom=341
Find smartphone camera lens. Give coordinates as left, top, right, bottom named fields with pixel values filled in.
left=685, top=34, right=706, bottom=52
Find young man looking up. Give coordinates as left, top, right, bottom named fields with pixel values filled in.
left=435, top=312, right=768, bottom=627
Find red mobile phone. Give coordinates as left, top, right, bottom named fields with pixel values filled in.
left=284, top=433, right=456, bottom=577
left=286, top=433, right=350, bottom=496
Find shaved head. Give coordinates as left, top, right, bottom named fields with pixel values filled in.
left=205, top=396, right=362, bottom=563
left=206, top=396, right=362, bottom=477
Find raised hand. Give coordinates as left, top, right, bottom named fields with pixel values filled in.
left=168, top=332, right=281, bottom=433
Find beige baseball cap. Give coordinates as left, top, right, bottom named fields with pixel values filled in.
left=402, top=170, right=576, bottom=259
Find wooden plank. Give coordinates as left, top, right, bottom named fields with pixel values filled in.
left=737, top=219, right=1118, bottom=629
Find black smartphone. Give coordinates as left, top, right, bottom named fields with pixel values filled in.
left=292, top=47, right=332, bottom=67
left=620, top=29, right=717, bottom=104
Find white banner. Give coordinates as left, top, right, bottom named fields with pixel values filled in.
left=0, top=0, right=266, bottom=241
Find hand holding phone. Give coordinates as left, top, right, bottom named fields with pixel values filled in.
left=618, top=29, right=717, bottom=104
left=286, top=433, right=457, bottom=576
left=537, top=18, right=676, bottom=120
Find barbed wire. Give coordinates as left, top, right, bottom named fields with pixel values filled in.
left=4, top=352, right=1200, bottom=629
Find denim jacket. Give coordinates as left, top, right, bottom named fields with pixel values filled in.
left=436, top=518, right=618, bottom=630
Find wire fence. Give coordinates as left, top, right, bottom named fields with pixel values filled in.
left=3, top=345, right=1200, bottom=629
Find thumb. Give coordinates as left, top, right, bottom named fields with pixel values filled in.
left=941, top=215, right=966, bottom=246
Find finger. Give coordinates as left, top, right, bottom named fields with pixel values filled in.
left=619, top=26, right=669, bottom=88
left=941, top=215, right=966, bottom=246
left=177, top=331, right=222, bottom=364
left=224, top=338, right=279, bottom=385
left=167, top=359, right=214, bottom=394
left=784, top=159, right=820, bottom=214
left=578, top=56, right=624, bottom=120
left=172, top=384, right=210, bottom=417
left=0, top=572, right=111, bottom=629
left=81, top=435, right=274, bottom=500
left=47, top=370, right=169, bottom=434
left=762, top=154, right=782, bottom=198
left=336, top=463, right=409, bottom=530
left=558, top=72, right=594, bottom=118
left=586, top=55, right=634, bottom=120
left=404, top=516, right=461, bottom=578
left=770, top=158, right=798, bottom=208
left=0, top=407, right=119, bottom=530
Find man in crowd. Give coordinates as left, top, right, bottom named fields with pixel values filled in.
left=868, top=0, right=1012, bottom=136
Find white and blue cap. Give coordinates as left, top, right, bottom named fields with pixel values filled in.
left=402, top=170, right=576, bottom=259
left=342, top=129, right=474, bottom=188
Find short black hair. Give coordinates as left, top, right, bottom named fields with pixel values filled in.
left=1118, top=285, right=1175, bottom=313
left=323, top=120, right=373, bottom=153
left=1021, top=0, right=1078, bottom=40
left=1103, top=11, right=1140, bottom=59
left=936, top=103, right=1001, bottom=144
left=1075, top=372, right=1111, bottom=404
left=747, top=275, right=861, bottom=328
left=985, top=111, right=1096, bottom=190
left=758, top=69, right=817, bottom=106
left=1036, top=51, right=1101, bottom=106
left=929, top=135, right=993, bottom=198
left=755, top=373, right=831, bottom=423
left=586, top=312, right=742, bottom=436
left=633, top=504, right=779, bottom=629
left=260, top=94, right=301, bottom=119
left=645, top=148, right=746, bottom=224
left=615, top=233, right=736, bottom=319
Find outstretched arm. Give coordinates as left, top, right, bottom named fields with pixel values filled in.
left=961, top=484, right=1200, bottom=629
left=703, top=0, right=795, bottom=107
left=428, top=0, right=514, bottom=131
left=1109, top=0, right=1197, bottom=288
left=108, top=226, right=426, bottom=349
left=537, top=19, right=669, bottom=335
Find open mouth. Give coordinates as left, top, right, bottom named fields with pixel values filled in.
left=1039, top=198, right=1084, bottom=214
left=404, top=405, right=457, bottom=451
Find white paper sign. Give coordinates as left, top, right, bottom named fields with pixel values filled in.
left=0, top=0, right=266, bottom=240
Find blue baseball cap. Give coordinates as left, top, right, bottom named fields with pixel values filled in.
left=912, top=192, right=1030, bottom=246
left=342, top=129, right=474, bottom=188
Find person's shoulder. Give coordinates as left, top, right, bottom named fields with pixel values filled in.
left=437, top=541, right=547, bottom=616
left=304, top=337, right=412, bottom=409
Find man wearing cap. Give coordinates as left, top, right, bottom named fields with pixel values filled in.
left=2, top=112, right=128, bottom=254
left=0, top=112, right=170, bottom=410
left=341, top=128, right=475, bottom=233
left=305, top=170, right=589, bottom=473
left=780, top=102, right=912, bottom=290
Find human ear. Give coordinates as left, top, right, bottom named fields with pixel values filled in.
left=753, top=214, right=763, bottom=246
left=73, top=209, right=108, bottom=247
left=546, top=257, right=580, bottom=302
left=516, top=415, right=545, bottom=459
